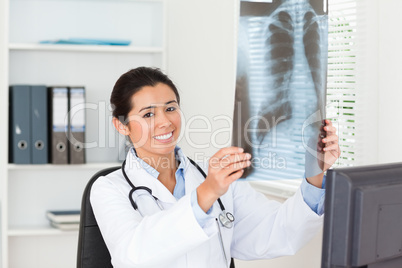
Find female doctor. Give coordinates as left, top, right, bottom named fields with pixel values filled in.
left=91, top=67, right=341, bottom=268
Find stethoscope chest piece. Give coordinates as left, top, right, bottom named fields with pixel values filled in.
left=219, top=210, right=235, bottom=229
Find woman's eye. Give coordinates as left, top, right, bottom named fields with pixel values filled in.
left=143, top=112, right=154, bottom=118
left=166, top=106, right=176, bottom=112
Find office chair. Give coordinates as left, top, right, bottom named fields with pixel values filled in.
left=77, top=166, right=119, bottom=268
left=77, top=166, right=235, bottom=268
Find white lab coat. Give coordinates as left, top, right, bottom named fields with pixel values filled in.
left=91, top=150, right=323, bottom=268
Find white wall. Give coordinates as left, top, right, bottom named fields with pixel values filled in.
left=377, top=0, right=402, bottom=164
left=166, top=0, right=237, bottom=160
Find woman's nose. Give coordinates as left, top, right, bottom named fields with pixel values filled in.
left=156, top=112, right=172, bottom=128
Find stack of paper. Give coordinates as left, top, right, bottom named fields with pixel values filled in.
left=46, top=210, right=80, bottom=230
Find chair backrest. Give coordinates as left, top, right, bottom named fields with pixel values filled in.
left=77, top=166, right=235, bottom=268
left=77, top=166, right=120, bottom=268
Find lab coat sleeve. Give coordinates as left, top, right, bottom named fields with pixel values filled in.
left=230, top=181, right=323, bottom=260
left=90, top=176, right=217, bottom=268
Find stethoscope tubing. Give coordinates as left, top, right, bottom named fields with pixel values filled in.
left=121, top=157, right=235, bottom=228
left=122, top=155, right=233, bottom=267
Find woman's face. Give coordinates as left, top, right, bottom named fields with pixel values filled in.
left=125, top=83, right=181, bottom=158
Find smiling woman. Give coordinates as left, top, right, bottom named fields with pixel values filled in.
left=90, top=66, right=340, bottom=268
left=113, top=83, right=181, bottom=157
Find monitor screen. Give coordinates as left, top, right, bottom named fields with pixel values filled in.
left=321, top=162, right=402, bottom=268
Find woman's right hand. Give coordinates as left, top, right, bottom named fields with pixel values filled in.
left=196, top=147, right=251, bottom=213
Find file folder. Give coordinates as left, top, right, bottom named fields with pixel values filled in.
left=68, top=87, right=86, bottom=164
left=40, top=38, right=131, bottom=46
left=9, top=85, right=32, bottom=164
left=31, top=85, right=49, bottom=164
left=49, top=87, right=69, bottom=164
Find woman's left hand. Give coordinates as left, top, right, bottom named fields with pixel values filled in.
left=319, top=119, right=341, bottom=172
left=307, top=119, right=341, bottom=188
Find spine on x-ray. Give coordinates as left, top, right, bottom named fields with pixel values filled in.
left=257, top=10, right=294, bottom=144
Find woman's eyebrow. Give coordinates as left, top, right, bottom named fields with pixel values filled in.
left=165, top=100, right=178, bottom=105
left=139, top=100, right=177, bottom=112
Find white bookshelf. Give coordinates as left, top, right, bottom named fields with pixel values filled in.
left=0, top=0, right=167, bottom=267
left=8, top=226, right=79, bottom=237
left=7, top=162, right=120, bottom=171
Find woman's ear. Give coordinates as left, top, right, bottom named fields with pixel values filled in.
left=113, top=117, right=129, bottom=136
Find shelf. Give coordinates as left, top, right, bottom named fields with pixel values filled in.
left=9, top=43, right=164, bottom=54
left=8, top=226, right=78, bottom=237
left=8, top=162, right=121, bottom=171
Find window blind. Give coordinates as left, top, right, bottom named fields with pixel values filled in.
left=246, top=0, right=367, bottom=196
left=326, top=0, right=362, bottom=167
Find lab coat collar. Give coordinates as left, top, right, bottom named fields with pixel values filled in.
left=173, top=147, right=207, bottom=196
left=174, top=147, right=207, bottom=197
left=183, top=157, right=207, bottom=195
left=123, top=148, right=205, bottom=204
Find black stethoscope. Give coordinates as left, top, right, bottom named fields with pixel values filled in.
left=121, top=157, right=235, bottom=229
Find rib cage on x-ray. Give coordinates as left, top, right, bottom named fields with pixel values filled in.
left=235, top=0, right=328, bottom=180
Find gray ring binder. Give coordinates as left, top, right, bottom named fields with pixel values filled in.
left=35, top=140, right=44, bottom=150
left=18, top=140, right=28, bottom=150
left=74, top=143, right=83, bottom=152
left=56, top=142, right=66, bottom=152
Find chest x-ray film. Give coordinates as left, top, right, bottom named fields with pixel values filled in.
left=233, top=0, right=328, bottom=180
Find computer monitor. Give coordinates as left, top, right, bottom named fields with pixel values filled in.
left=321, top=162, right=402, bottom=268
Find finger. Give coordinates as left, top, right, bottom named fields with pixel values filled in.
left=317, top=133, right=324, bottom=146
left=213, top=146, right=244, bottom=160
left=319, top=123, right=326, bottom=138
left=317, top=143, right=324, bottom=152
left=221, top=160, right=251, bottom=176
left=323, top=143, right=340, bottom=152
left=322, top=135, right=339, bottom=144
left=324, top=126, right=337, bottom=136
left=227, top=169, right=245, bottom=182
left=324, top=119, right=333, bottom=127
left=219, top=152, right=252, bottom=168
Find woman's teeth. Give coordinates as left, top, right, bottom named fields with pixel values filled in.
left=154, top=132, right=173, bottom=140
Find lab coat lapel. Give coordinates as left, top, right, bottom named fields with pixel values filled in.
left=124, top=151, right=177, bottom=204
left=184, top=159, right=206, bottom=195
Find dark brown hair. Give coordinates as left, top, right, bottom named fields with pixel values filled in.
left=110, top=67, right=180, bottom=123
